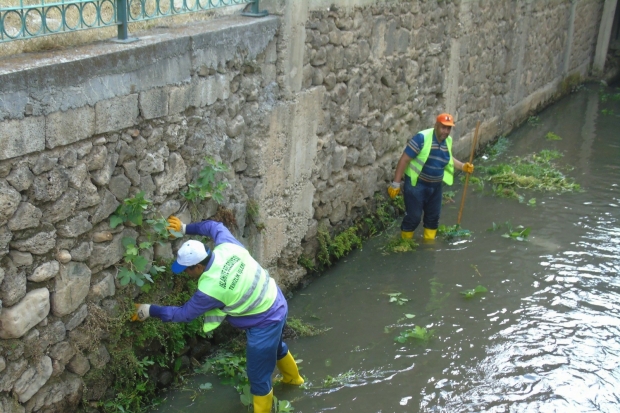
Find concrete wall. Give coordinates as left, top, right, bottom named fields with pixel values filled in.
left=0, top=0, right=607, bottom=411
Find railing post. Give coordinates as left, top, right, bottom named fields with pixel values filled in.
left=114, top=0, right=138, bottom=42
left=242, top=0, right=268, bottom=17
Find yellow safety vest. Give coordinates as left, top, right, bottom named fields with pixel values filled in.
left=198, top=243, right=277, bottom=332
left=404, top=128, right=454, bottom=186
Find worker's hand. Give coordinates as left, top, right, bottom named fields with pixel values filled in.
left=463, top=163, right=474, bottom=174
left=387, top=182, right=401, bottom=199
left=166, top=216, right=185, bottom=238
left=130, top=304, right=151, bottom=322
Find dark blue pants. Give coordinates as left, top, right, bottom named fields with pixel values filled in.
left=246, top=315, right=289, bottom=396
left=401, top=175, right=443, bottom=232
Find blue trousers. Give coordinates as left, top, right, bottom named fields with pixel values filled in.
left=401, top=175, right=443, bottom=232
left=246, top=315, right=288, bottom=396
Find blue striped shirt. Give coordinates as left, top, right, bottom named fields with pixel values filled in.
left=404, top=131, right=450, bottom=185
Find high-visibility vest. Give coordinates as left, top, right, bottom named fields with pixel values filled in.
left=198, top=243, right=277, bottom=333
left=404, top=128, right=454, bottom=186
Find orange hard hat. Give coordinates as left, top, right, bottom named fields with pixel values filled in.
left=436, top=113, right=455, bottom=126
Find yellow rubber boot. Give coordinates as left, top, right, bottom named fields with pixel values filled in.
left=253, top=389, right=273, bottom=413
left=423, top=228, right=437, bottom=240
left=276, top=351, right=304, bottom=385
left=401, top=230, right=414, bottom=240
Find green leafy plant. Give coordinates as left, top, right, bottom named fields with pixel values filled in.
left=182, top=156, right=229, bottom=204
left=545, top=131, right=562, bottom=140
left=117, top=238, right=165, bottom=287
left=394, top=326, right=434, bottom=343
left=602, top=108, right=615, bottom=116
left=317, top=226, right=362, bottom=266
left=527, top=198, right=536, bottom=207
left=501, top=221, right=531, bottom=241
left=460, top=285, right=488, bottom=298
left=246, top=199, right=265, bottom=232
left=386, top=292, right=409, bottom=306
left=110, top=191, right=151, bottom=228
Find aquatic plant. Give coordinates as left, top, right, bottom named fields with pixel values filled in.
left=527, top=116, right=541, bottom=126
left=386, top=292, right=409, bottom=306
left=480, top=136, right=511, bottom=160
left=442, top=190, right=456, bottom=204
left=287, top=317, right=331, bottom=337
left=460, top=285, right=488, bottom=299
left=394, top=326, right=434, bottom=343
left=502, top=222, right=531, bottom=241
left=438, top=224, right=471, bottom=240
left=545, top=131, right=562, bottom=141
left=479, top=149, right=580, bottom=198
left=383, top=236, right=418, bottom=253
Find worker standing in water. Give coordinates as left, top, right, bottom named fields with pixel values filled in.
left=131, top=217, right=304, bottom=413
left=387, top=113, right=475, bottom=240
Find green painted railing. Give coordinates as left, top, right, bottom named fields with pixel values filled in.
left=0, top=0, right=266, bottom=43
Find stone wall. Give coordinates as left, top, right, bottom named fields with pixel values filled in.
left=0, top=0, right=608, bottom=411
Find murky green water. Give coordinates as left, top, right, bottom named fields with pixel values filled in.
left=151, top=84, right=620, bottom=412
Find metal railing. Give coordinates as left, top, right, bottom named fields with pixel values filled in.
left=0, top=0, right=266, bottom=43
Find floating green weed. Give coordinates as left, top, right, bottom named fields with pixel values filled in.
left=394, top=326, right=434, bottom=343
left=602, top=108, right=615, bottom=116
left=527, top=116, right=541, bottom=126
left=478, top=149, right=579, bottom=198
left=287, top=317, right=331, bottom=337
left=481, top=136, right=511, bottom=160
left=545, top=131, right=562, bottom=141
left=526, top=198, right=536, bottom=207
left=383, top=236, right=418, bottom=253
left=442, top=190, right=455, bottom=204
left=437, top=224, right=471, bottom=240
left=501, top=221, right=531, bottom=241
left=386, top=292, right=409, bottom=306
left=460, top=285, right=488, bottom=299
left=322, top=369, right=358, bottom=387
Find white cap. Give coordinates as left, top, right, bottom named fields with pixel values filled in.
left=171, top=240, right=209, bottom=274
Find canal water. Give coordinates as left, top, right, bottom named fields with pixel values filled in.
left=151, top=83, right=620, bottom=412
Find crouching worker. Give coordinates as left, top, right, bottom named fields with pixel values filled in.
left=131, top=217, right=304, bottom=413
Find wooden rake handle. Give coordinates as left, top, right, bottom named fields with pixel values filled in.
left=456, top=121, right=481, bottom=226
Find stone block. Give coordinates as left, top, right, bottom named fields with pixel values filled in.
left=6, top=164, right=34, bottom=192
left=108, top=174, right=131, bottom=201
left=0, top=359, right=28, bottom=392
left=57, top=212, right=93, bottom=238
left=46, top=106, right=95, bottom=149
left=13, top=355, right=53, bottom=403
left=51, top=262, right=91, bottom=317
left=8, top=202, right=42, bottom=231
left=0, top=181, right=21, bottom=227
left=95, top=94, right=139, bottom=135
left=0, top=117, right=45, bottom=161
left=0, top=266, right=27, bottom=307
left=8, top=251, right=33, bottom=267
left=28, top=261, right=60, bottom=283
left=0, top=288, right=50, bottom=339
left=23, top=371, right=82, bottom=412
left=154, top=152, right=187, bottom=195
left=66, top=353, right=90, bottom=376
left=64, top=304, right=88, bottom=331
left=10, top=229, right=56, bottom=255
left=88, top=271, right=115, bottom=301
left=169, top=84, right=192, bottom=114
left=139, top=88, right=169, bottom=120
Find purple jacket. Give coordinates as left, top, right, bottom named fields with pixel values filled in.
left=149, top=220, right=287, bottom=329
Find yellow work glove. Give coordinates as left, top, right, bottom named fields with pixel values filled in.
left=130, top=304, right=151, bottom=322
left=166, top=216, right=185, bottom=238
left=463, top=162, right=474, bottom=174
left=387, top=182, right=401, bottom=199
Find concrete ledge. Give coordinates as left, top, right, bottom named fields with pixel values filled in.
left=0, top=15, right=279, bottom=121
